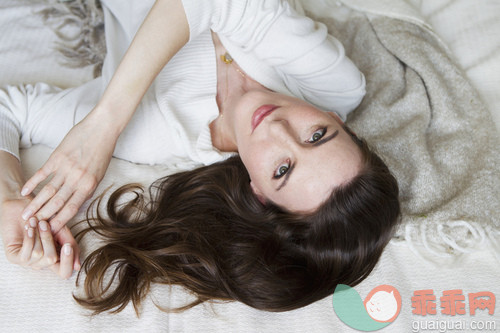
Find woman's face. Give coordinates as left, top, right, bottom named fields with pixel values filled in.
left=225, top=90, right=363, bottom=213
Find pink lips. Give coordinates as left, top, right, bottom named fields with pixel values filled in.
left=251, top=105, right=279, bottom=132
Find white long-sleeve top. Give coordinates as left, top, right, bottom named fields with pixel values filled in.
left=0, top=0, right=365, bottom=166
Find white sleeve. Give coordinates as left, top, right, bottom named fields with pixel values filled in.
left=0, top=85, right=31, bottom=160
left=0, top=82, right=95, bottom=161
left=180, top=0, right=366, bottom=118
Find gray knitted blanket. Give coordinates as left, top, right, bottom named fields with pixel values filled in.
left=324, top=12, right=500, bottom=261
left=41, top=1, right=499, bottom=261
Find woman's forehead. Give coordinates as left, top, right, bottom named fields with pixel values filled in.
left=266, top=138, right=362, bottom=212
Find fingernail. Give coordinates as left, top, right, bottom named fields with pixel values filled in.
left=27, top=228, right=34, bottom=238
left=39, top=220, right=48, bottom=232
left=24, top=223, right=29, bottom=231
left=63, top=243, right=72, bottom=256
left=21, top=187, right=29, bottom=196
left=29, top=217, right=37, bottom=228
left=22, top=210, right=32, bottom=221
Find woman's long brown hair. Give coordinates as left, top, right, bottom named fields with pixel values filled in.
left=74, top=132, right=400, bottom=315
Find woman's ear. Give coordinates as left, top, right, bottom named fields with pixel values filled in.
left=250, top=181, right=267, bottom=205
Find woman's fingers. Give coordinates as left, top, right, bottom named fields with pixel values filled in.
left=23, top=222, right=78, bottom=278
left=31, top=220, right=58, bottom=269
left=32, top=185, right=74, bottom=231
left=18, top=218, right=63, bottom=271
left=49, top=190, right=90, bottom=234
left=18, top=218, right=37, bottom=263
left=54, top=225, right=81, bottom=272
left=21, top=171, right=97, bottom=233
left=26, top=221, right=44, bottom=266
left=21, top=176, right=64, bottom=221
left=49, top=228, right=79, bottom=279
left=50, top=243, right=75, bottom=279
left=21, top=163, right=54, bottom=198
left=35, top=175, right=96, bottom=233
left=28, top=222, right=80, bottom=278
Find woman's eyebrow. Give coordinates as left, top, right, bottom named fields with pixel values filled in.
left=312, top=129, right=339, bottom=147
left=275, top=130, right=339, bottom=191
left=276, top=163, right=295, bottom=191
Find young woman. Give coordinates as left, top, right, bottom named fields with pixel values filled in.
left=0, top=0, right=400, bottom=313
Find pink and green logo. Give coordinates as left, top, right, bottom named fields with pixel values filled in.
left=332, top=284, right=402, bottom=331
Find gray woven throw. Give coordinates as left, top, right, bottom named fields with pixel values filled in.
left=322, top=12, right=500, bottom=261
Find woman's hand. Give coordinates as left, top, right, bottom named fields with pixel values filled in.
left=1, top=198, right=80, bottom=279
left=20, top=112, right=118, bottom=233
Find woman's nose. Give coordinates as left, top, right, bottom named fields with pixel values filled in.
left=268, top=118, right=296, bottom=142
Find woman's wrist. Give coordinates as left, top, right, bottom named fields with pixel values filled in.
left=0, top=182, right=24, bottom=203
left=84, top=104, right=128, bottom=141
left=0, top=151, right=26, bottom=203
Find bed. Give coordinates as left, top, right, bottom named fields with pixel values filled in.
left=0, top=0, right=498, bottom=332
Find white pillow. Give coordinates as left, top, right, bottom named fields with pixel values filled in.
left=412, top=0, right=500, bottom=131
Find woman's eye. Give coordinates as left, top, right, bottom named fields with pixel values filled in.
left=307, top=128, right=327, bottom=143
left=274, top=160, right=290, bottom=179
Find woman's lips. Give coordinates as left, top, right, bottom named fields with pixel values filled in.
left=252, top=105, right=279, bottom=132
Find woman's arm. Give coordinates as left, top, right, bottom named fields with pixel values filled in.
left=20, top=0, right=190, bottom=233
left=92, top=0, right=190, bottom=133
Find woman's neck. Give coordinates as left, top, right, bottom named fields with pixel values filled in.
left=210, top=32, right=266, bottom=152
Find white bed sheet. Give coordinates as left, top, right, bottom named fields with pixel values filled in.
left=0, top=1, right=498, bottom=332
